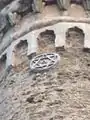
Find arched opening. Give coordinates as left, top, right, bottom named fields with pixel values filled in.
left=13, top=40, right=28, bottom=71
left=37, top=29, right=56, bottom=53
left=66, top=26, right=84, bottom=49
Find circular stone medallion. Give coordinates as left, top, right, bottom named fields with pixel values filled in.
left=30, top=53, right=60, bottom=72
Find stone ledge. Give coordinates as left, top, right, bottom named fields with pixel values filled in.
left=1, top=16, right=90, bottom=56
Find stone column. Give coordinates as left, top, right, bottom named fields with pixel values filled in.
left=84, top=26, right=90, bottom=50
left=27, top=31, right=38, bottom=58
left=57, top=0, right=70, bottom=10
left=53, top=23, right=67, bottom=50
left=6, top=43, right=15, bottom=68
left=32, top=0, right=43, bottom=13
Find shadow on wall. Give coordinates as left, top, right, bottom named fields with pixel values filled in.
left=13, top=40, right=28, bottom=69
left=66, top=26, right=85, bottom=48
left=0, top=54, right=7, bottom=75
left=37, top=29, right=56, bottom=53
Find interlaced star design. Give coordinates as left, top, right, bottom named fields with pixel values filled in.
left=30, top=53, right=60, bottom=71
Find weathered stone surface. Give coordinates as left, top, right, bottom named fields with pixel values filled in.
left=0, top=0, right=14, bottom=11
left=0, top=13, right=9, bottom=42
left=32, top=0, right=43, bottom=13
left=1, top=3, right=90, bottom=120
left=68, top=4, right=86, bottom=17
left=84, top=26, right=90, bottom=50
left=1, top=0, right=33, bottom=17
left=17, top=0, right=43, bottom=15
left=0, top=33, right=4, bottom=43
left=55, top=35, right=65, bottom=50
left=1, top=16, right=90, bottom=59
left=1, top=1, right=21, bottom=26
left=57, top=0, right=70, bottom=10
left=0, top=13, right=7, bottom=32
left=27, top=31, right=38, bottom=57
left=11, top=17, right=90, bottom=42
left=53, top=22, right=86, bottom=49
left=7, top=12, right=20, bottom=26
left=6, top=44, right=15, bottom=67
left=1, top=0, right=20, bottom=15
left=17, top=0, right=33, bottom=16
left=1, top=21, right=89, bottom=68
left=1, top=32, right=90, bottom=120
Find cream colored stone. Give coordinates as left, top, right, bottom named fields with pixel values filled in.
left=1, top=21, right=90, bottom=67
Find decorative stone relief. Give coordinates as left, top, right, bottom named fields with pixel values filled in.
left=30, top=53, right=60, bottom=72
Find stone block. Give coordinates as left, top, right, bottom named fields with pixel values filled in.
left=55, top=35, right=65, bottom=50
